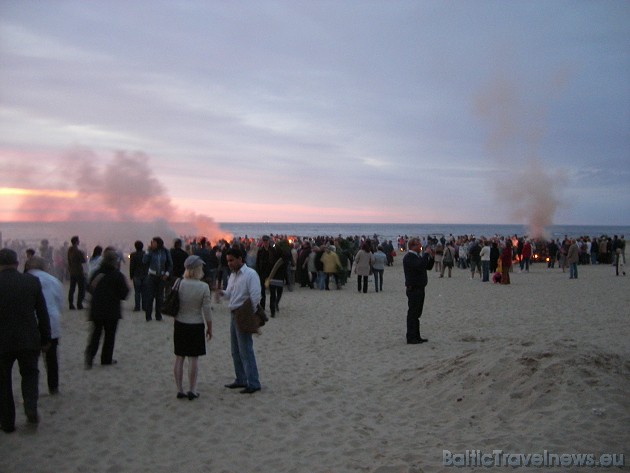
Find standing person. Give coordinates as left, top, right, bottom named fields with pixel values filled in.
left=173, top=256, right=212, bottom=401
left=402, top=238, right=434, bottom=345
left=0, top=249, right=51, bottom=433
left=567, top=239, right=579, bottom=279
left=26, top=257, right=63, bottom=395
left=255, top=236, right=274, bottom=311
left=371, top=246, right=387, bottom=292
left=67, top=235, right=87, bottom=310
left=194, top=237, right=218, bottom=288
left=84, top=250, right=129, bottom=368
left=353, top=242, right=373, bottom=293
left=129, top=240, right=148, bottom=312
left=268, top=241, right=288, bottom=317
left=469, top=239, right=482, bottom=279
left=520, top=240, right=532, bottom=272
left=142, top=236, right=173, bottom=322
left=322, top=245, right=342, bottom=290
left=440, top=241, right=455, bottom=278
left=489, top=241, right=500, bottom=273
left=500, top=240, right=513, bottom=285
left=480, top=240, right=491, bottom=282
left=222, top=248, right=262, bottom=394
left=170, top=239, right=189, bottom=281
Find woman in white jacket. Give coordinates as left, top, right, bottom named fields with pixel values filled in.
left=173, top=255, right=212, bottom=400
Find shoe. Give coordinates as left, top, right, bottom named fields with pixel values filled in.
left=156, top=316, right=163, bottom=321
left=69, top=305, right=76, bottom=310
left=240, top=387, right=261, bottom=394
left=25, top=409, right=39, bottom=424
left=177, top=392, right=187, bottom=399
left=49, top=388, right=59, bottom=395
left=101, top=360, right=118, bottom=366
left=77, top=305, right=84, bottom=310
left=1, top=424, right=15, bottom=433
left=187, top=391, right=199, bottom=400
left=407, top=338, right=428, bottom=344
left=146, top=318, right=152, bottom=322
left=84, top=358, right=93, bottom=370
left=224, top=382, right=247, bottom=389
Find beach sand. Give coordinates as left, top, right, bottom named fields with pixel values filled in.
left=3, top=261, right=629, bottom=472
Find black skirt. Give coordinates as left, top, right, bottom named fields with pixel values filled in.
left=173, top=320, right=206, bottom=357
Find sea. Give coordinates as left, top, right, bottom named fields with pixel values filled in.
left=1, top=221, right=628, bottom=253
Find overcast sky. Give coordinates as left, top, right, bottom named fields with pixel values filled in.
left=1, top=0, right=628, bottom=227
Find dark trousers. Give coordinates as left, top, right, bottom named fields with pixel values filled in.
left=68, top=275, right=86, bottom=307
left=86, top=319, right=119, bottom=365
left=325, top=273, right=339, bottom=290
left=132, top=275, right=146, bottom=311
left=406, top=287, right=426, bottom=342
left=44, top=339, right=59, bottom=392
left=357, top=275, right=368, bottom=293
left=259, top=279, right=267, bottom=309
left=0, top=350, right=40, bottom=430
left=144, top=275, right=164, bottom=320
left=269, top=285, right=283, bottom=315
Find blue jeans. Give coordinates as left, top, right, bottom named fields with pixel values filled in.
left=132, top=275, right=145, bottom=310
left=230, top=316, right=261, bottom=390
left=373, top=269, right=384, bottom=292
left=569, top=263, right=578, bottom=279
left=482, top=261, right=490, bottom=281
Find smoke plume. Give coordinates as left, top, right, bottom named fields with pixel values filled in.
left=475, top=75, right=567, bottom=238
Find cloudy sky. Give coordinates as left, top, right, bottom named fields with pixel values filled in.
left=1, top=0, right=628, bottom=227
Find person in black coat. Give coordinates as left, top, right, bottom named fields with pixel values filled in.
left=0, top=249, right=51, bottom=433
left=402, top=238, right=434, bottom=345
left=85, top=249, right=129, bottom=368
left=129, top=240, right=148, bottom=312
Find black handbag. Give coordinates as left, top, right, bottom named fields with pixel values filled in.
left=161, top=278, right=182, bottom=317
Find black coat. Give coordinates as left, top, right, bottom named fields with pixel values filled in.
left=0, top=268, right=51, bottom=352
left=89, top=265, right=129, bottom=321
left=403, top=251, right=434, bottom=288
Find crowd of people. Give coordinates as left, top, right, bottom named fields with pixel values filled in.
left=1, top=228, right=626, bottom=433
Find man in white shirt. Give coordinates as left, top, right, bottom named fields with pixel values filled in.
left=222, top=248, right=262, bottom=394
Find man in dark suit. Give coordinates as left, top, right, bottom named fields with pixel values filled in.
left=402, top=238, right=434, bottom=344
left=0, top=248, right=51, bottom=433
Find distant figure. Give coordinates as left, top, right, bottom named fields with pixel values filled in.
left=614, top=248, right=625, bottom=276
left=567, top=239, right=579, bottom=279
left=129, top=240, right=148, bottom=312
left=67, top=235, right=87, bottom=310
left=371, top=246, right=387, bottom=292
left=23, top=248, right=36, bottom=273
left=142, top=237, right=173, bottom=322
left=480, top=240, right=491, bottom=282
left=255, top=235, right=274, bottom=310
left=173, top=255, right=212, bottom=401
left=440, top=242, right=455, bottom=278
left=402, top=238, right=434, bottom=344
left=26, top=256, right=63, bottom=395
left=354, top=242, right=373, bottom=293
left=222, top=248, right=262, bottom=394
left=500, top=240, right=513, bottom=285
left=520, top=240, right=532, bottom=272
left=85, top=250, right=129, bottom=368
left=469, top=239, right=482, bottom=279
left=0, top=249, right=51, bottom=433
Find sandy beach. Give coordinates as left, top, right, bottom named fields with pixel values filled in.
left=2, top=260, right=629, bottom=473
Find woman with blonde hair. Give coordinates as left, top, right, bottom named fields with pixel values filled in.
left=173, top=255, right=212, bottom=400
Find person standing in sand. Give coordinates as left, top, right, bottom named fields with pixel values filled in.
left=0, top=249, right=51, bottom=433
left=500, top=239, right=513, bottom=285
left=173, top=255, right=212, bottom=401
left=222, top=248, right=262, bottom=394
left=84, top=250, right=129, bottom=368
left=67, top=235, right=87, bottom=310
left=402, top=238, right=434, bottom=345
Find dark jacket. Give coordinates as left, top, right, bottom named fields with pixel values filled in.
left=403, top=251, right=434, bottom=288
left=129, top=250, right=148, bottom=280
left=0, top=268, right=51, bottom=352
left=170, top=247, right=189, bottom=279
left=89, top=265, right=129, bottom=321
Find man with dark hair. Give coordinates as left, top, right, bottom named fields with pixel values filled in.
left=170, top=239, right=189, bottom=280
left=222, top=247, right=262, bottom=394
left=0, top=249, right=51, bottom=433
left=402, top=238, right=434, bottom=345
left=67, top=235, right=87, bottom=309
left=142, top=237, right=173, bottom=321
left=129, top=240, right=148, bottom=312
left=255, top=235, right=273, bottom=310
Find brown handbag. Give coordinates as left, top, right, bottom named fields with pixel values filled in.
left=233, top=300, right=268, bottom=334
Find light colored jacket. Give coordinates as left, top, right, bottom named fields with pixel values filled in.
left=354, top=249, right=373, bottom=276
left=567, top=243, right=579, bottom=264
left=321, top=250, right=341, bottom=273
left=371, top=250, right=387, bottom=271
left=175, top=278, right=212, bottom=324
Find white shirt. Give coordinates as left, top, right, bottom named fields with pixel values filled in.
left=28, top=269, right=63, bottom=339
left=223, top=264, right=261, bottom=311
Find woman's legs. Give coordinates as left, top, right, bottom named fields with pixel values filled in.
left=188, top=357, right=199, bottom=395
left=174, top=356, right=185, bottom=394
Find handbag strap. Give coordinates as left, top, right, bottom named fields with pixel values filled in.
left=172, top=278, right=182, bottom=291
